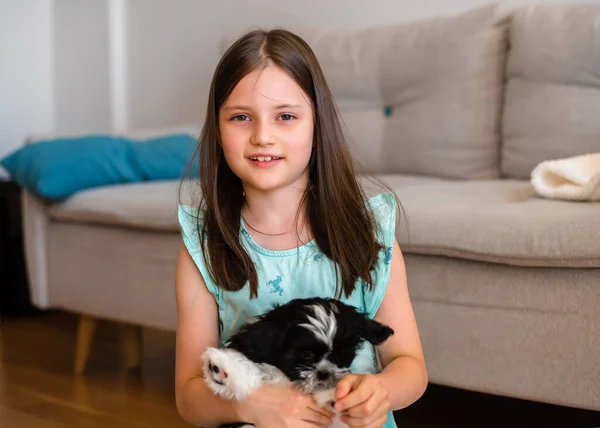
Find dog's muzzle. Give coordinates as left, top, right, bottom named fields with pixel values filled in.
left=295, top=367, right=350, bottom=393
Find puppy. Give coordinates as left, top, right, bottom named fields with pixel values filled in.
left=201, top=297, right=394, bottom=428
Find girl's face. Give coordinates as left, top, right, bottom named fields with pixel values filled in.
left=219, top=65, right=314, bottom=194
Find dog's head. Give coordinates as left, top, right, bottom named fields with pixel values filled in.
left=226, top=297, right=394, bottom=393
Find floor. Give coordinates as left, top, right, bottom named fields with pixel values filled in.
left=1, top=310, right=599, bottom=428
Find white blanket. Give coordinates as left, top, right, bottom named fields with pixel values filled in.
left=531, top=153, right=600, bottom=201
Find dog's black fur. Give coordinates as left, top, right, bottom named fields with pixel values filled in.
left=226, top=297, right=393, bottom=383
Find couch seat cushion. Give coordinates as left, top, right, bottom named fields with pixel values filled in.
left=49, top=176, right=600, bottom=268
left=378, top=175, right=600, bottom=267
left=48, top=180, right=189, bottom=231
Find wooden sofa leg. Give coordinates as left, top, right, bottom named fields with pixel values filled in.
left=120, top=324, right=143, bottom=371
left=74, top=315, right=97, bottom=375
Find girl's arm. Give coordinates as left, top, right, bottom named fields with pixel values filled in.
left=174, top=244, right=245, bottom=427
left=334, top=239, right=428, bottom=420
left=373, top=238, right=429, bottom=409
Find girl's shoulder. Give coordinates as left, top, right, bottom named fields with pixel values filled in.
left=366, top=192, right=398, bottom=244
left=178, top=203, right=203, bottom=220
left=361, top=191, right=398, bottom=318
left=177, top=203, right=222, bottom=296
left=367, top=191, right=396, bottom=214
left=177, top=204, right=205, bottom=236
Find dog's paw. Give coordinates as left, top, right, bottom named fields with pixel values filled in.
left=201, top=347, right=264, bottom=400
left=201, top=348, right=241, bottom=399
left=203, top=348, right=231, bottom=390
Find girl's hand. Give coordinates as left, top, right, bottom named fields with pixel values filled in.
left=334, top=374, right=390, bottom=428
left=237, top=383, right=335, bottom=428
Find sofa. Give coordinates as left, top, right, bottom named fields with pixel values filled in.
left=19, top=2, right=599, bottom=412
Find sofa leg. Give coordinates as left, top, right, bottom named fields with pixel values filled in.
left=74, top=315, right=97, bottom=375
left=120, top=324, right=143, bottom=371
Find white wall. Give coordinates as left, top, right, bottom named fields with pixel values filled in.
left=54, top=0, right=112, bottom=134
left=0, top=0, right=54, bottom=175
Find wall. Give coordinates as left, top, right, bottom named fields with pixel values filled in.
left=54, top=0, right=112, bottom=134
left=0, top=0, right=54, bottom=177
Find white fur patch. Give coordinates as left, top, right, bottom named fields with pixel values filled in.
left=201, top=348, right=264, bottom=400
left=201, top=347, right=289, bottom=401
left=299, top=303, right=337, bottom=347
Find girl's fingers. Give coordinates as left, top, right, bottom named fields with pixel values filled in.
left=335, top=374, right=359, bottom=399
left=334, top=387, right=373, bottom=413
left=302, top=406, right=334, bottom=427
left=343, top=390, right=380, bottom=418
left=343, top=408, right=388, bottom=428
left=308, top=402, right=335, bottom=419
left=342, top=393, right=389, bottom=423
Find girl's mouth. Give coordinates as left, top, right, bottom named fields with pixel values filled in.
left=248, top=156, right=283, bottom=167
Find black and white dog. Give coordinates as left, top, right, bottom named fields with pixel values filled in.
left=201, top=297, right=394, bottom=428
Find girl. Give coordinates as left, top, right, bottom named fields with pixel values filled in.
left=175, top=29, right=428, bottom=428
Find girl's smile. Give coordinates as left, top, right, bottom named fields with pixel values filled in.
left=247, top=153, right=284, bottom=168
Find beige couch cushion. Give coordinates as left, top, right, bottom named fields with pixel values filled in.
left=49, top=177, right=600, bottom=268
left=381, top=177, right=600, bottom=267
left=300, top=3, right=508, bottom=179
left=502, top=3, right=600, bottom=178
left=48, top=180, right=194, bottom=231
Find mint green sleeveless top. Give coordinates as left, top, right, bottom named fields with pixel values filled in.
left=178, top=192, right=398, bottom=427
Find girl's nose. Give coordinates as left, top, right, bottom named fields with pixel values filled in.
left=251, top=121, right=274, bottom=146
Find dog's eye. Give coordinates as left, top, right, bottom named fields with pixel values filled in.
left=301, top=351, right=315, bottom=360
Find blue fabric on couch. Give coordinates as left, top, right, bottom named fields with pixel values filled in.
left=0, top=133, right=198, bottom=200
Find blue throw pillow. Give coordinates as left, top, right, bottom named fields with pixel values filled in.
left=0, top=133, right=198, bottom=200
left=131, top=134, right=199, bottom=181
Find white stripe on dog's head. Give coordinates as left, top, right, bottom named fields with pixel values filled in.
left=299, top=303, right=337, bottom=347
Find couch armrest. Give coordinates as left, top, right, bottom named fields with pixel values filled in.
left=21, top=190, right=50, bottom=308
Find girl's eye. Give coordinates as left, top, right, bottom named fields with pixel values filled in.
left=231, top=114, right=249, bottom=121
left=280, top=113, right=295, bottom=121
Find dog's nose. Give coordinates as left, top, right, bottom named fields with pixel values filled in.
left=317, top=371, right=330, bottom=381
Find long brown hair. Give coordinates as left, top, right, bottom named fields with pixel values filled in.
left=182, top=28, right=400, bottom=299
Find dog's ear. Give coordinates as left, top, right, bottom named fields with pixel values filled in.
left=330, top=299, right=394, bottom=346
left=361, top=317, right=394, bottom=345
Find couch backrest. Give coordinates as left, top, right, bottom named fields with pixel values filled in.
left=301, top=3, right=509, bottom=179
left=220, top=3, right=600, bottom=181
left=501, top=2, right=600, bottom=179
